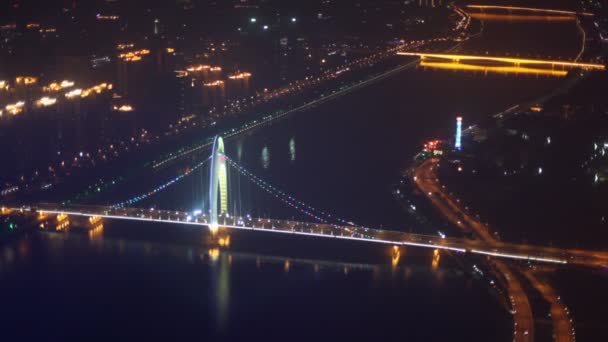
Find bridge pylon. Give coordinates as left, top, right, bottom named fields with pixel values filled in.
left=209, top=136, right=228, bottom=231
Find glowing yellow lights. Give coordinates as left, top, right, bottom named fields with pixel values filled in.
left=89, top=216, right=102, bottom=224
left=26, top=23, right=41, bottom=29
left=60, top=80, right=74, bottom=88
left=65, top=88, right=83, bottom=98
left=36, top=96, right=57, bottom=107
left=468, top=13, right=576, bottom=21
left=113, top=104, right=134, bottom=112
left=56, top=213, right=68, bottom=222
left=0, top=80, right=8, bottom=90
left=530, top=106, right=543, bottom=112
left=208, top=248, right=220, bottom=261
left=465, top=5, right=594, bottom=17
left=44, top=83, right=61, bottom=91
left=47, top=83, right=61, bottom=91
left=418, top=61, right=569, bottom=76
left=64, top=83, right=111, bottom=99
left=116, top=43, right=135, bottom=50
left=84, top=83, right=112, bottom=96
left=392, top=245, right=401, bottom=267
left=218, top=236, right=231, bottom=247
left=204, top=80, right=225, bottom=87
left=97, top=14, right=120, bottom=21
left=209, top=223, right=219, bottom=234
left=284, top=260, right=291, bottom=272
left=118, top=49, right=150, bottom=62
left=186, top=65, right=211, bottom=72
left=89, top=224, right=104, bottom=240
left=15, top=76, right=38, bottom=85
left=5, top=101, right=25, bottom=115
left=166, top=47, right=175, bottom=53
left=210, top=66, right=222, bottom=72
left=43, top=80, right=75, bottom=92
left=432, top=249, right=440, bottom=269
left=56, top=220, right=70, bottom=231
left=174, top=70, right=189, bottom=78
left=228, top=72, right=252, bottom=80
left=398, top=52, right=606, bottom=70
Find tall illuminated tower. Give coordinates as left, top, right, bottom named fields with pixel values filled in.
left=455, top=116, right=462, bottom=151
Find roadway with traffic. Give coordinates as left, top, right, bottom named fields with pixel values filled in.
left=4, top=201, right=608, bottom=269
left=412, top=158, right=578, bottom=342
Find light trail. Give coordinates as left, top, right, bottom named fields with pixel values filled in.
left=465, top=5, right=593, bottom=17
left=419, top=61, right=569, bottom=76
left=471, top=250, right=566, bottom=264
left=468, top=13, right=576, bottom=21
left=398, top=52, right=606, bottom=70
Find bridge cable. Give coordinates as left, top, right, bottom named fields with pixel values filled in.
left=113, top=157, right=211, bottom=208
left=225, top=157, right=360, bottom=226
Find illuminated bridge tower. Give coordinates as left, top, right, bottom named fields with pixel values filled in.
left=209, top=136, right=228, bottom=230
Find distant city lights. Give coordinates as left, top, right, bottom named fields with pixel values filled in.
left=228, top=72, right=252, bottom=80
left=118, top=49, right=150, bottom=62
left=204, top=80, right=225, bottom=87
left=97, top=14, right=120, bottom=21
left=43, top=80, right=75, bottom=92
left=65, top=89, right=83, bottom=98
left=15, top=76, right=37, bottom=85
left=36, top=97, right=57, bottom=107
left=113, top=105, right=134, bottom=112
left=5, top=101, right=25, bottom=115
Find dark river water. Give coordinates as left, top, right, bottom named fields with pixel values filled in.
left=0, top=18, right=590, bottom=341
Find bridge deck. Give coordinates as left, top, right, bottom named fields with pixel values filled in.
left=6, top=203, right=607, bottom=267
left=397, top=52, right=606, bottom=70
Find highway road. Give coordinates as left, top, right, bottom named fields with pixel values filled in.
left=412, top=159, right=608, bottom=268
left=412, top=158, right=583, bottom=342
left=523, top=270, right=575, bottom=342
left=413, top=158, right=534, bottom=341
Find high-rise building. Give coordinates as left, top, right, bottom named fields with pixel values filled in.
left=455, top=116, right=462, bottom=151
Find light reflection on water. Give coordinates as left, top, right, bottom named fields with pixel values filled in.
left=0, top=229, right=511, bottom=340
left=289, top=137, right=296, bottom=163
left=261, top=146, right=270, bottom=169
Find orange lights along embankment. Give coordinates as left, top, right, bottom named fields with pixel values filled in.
left=397, top=52, right=606, bottom=71
left=465, top=5, right=593, bottom=17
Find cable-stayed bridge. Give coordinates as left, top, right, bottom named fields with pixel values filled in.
left=3, top=136, right=608, bottom=268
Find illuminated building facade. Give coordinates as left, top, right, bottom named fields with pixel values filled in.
left=455, top=116, right=462, bottom=151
